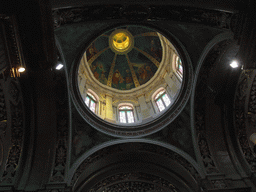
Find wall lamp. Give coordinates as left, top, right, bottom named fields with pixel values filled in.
left=18, top=67, right=25, bottom=72
left=230, top=60, right=239, bottom=68
left=56, top=62, right=64, bottom=70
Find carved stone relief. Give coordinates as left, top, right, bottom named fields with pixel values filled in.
left=211, top=179, right=227, bottom=189
left=49, top=71, right=69, bottom=183
left=194, top=41, right=232, bottom=175
left=89, top=172, right=179, bottom=192
left=0, top=78, right=24, bottom=185
left=0, top=14, right=25, bottom=185
left=0, top=83, right=7, bottom=138
left=0, top=15, right=24, bottom=76
left=234, top=70, right=256, bottom=172
left=0, top=20, right=8, bottom=73
left=195, top=107, right=219, bottom=174
left=71, top=143, right=200, bottom=186
left=53, top=6, right=233, bottom=30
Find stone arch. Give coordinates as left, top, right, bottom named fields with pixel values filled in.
left=68, top=139, right=204, bottom=192
left=190, top=31, right=235, bottom=172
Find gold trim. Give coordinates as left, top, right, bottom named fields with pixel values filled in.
left=88, top=47, right=109, bottom=64
left=125, top=54, right=140, bottom=88
left=134, top=47, right=160, bottom=68
left=107, top=54, right=117, bottom=87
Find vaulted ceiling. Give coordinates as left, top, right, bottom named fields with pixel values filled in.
left=0, top=0, right=256, bottom=192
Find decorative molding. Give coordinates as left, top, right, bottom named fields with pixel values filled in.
left=89, top=172, right=179, bottom=192
left=211, top=179, right=227, bottom=189
left=194, top=40, right=232, bottom=175
left=0, top=15, right=25, bottom=77
left=70, top=142, right=200, bottom=186
left=0, top=20, right=8, bottom=74
left=234, top=70, right=256, bottom=172
left=0, top=78, right=24, bottom=185
left=52, top=5, right=233, bottom=30
left=195, top=109, right=219, bottom=174
left=248, top=76, right=256, bottom=124
left=0, top=82, right=7, bottom=138
left=49, top=70, right=69, bottom=182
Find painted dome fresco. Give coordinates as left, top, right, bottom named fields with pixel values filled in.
left=86, top=25, right=163, bottom=90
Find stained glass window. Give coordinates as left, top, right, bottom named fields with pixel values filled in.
left=85, top=92, right=97, bottom=113
left=176, top=56, right=183, bottom=77
left=119, top=105, right=135, bottom=123
left=154, top=89, right=171, bottom=112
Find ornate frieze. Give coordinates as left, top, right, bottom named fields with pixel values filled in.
left=194, top=41, right=232, bottom=175
left=49, top=70, right=69, bottom=182
left=0, top=14, right=26, bottom=185
left=0, top=83, right=7, bottom=138
left=195, top=108, right=219, bottom=174
left=89, top=172, right=179, bottom=192
left=138, top=143, right=200, bottom=182
left=248, top=76, right=256, bottom=123
left=234, top=70, right=256, bottom=172
left=0, top=21, right=8, bottom=74
left=0, top=15, right=25, bottom=77
left=71, top=143, right=200, bottom=186
left=0, top=78, right=24, bottom=185
left=211, top=179, right=227, bottom=189
left=53, top=5, right=233, bottom=30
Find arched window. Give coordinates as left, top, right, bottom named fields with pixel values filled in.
left=85, top=92, right=97, bottom=113
left=118, top=105, right=135, bottom=123
left=154, top=89, right=171, bottom=112
left=176, top=56, right=183, bottom=77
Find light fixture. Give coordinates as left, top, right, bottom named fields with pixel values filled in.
left=56, top=62, right=64, bottom=70
left=18, top=67, right=25, bottom=72
left=230, top=60, right=239, bottom=68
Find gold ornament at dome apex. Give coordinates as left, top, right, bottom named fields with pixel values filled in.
left=113, top=32, right=130, bottom=50
left=109, top=29, right=134, bottom=54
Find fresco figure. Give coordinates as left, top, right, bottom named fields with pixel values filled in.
left=112, top=69, right=124, bottom=88
left=125, top=69, right=133, bottom=89
left=99, top=72, right=108, bottom=85
left=86, top=42, right=98, bottom=61
left=150, top=39, right=162, bottom=62
left=146, top=66, right=153, bottom=79
left=138, top=66, right=148, bottom=84
left=92, top=62, right=105, bottom=80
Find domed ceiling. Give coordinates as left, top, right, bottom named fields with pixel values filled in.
left=86, top=25, right=163, bottom=90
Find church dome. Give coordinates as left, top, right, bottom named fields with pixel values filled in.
left=76, top=24, right=191, bottom=137
left=86, top=26, right=162, bottom=90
